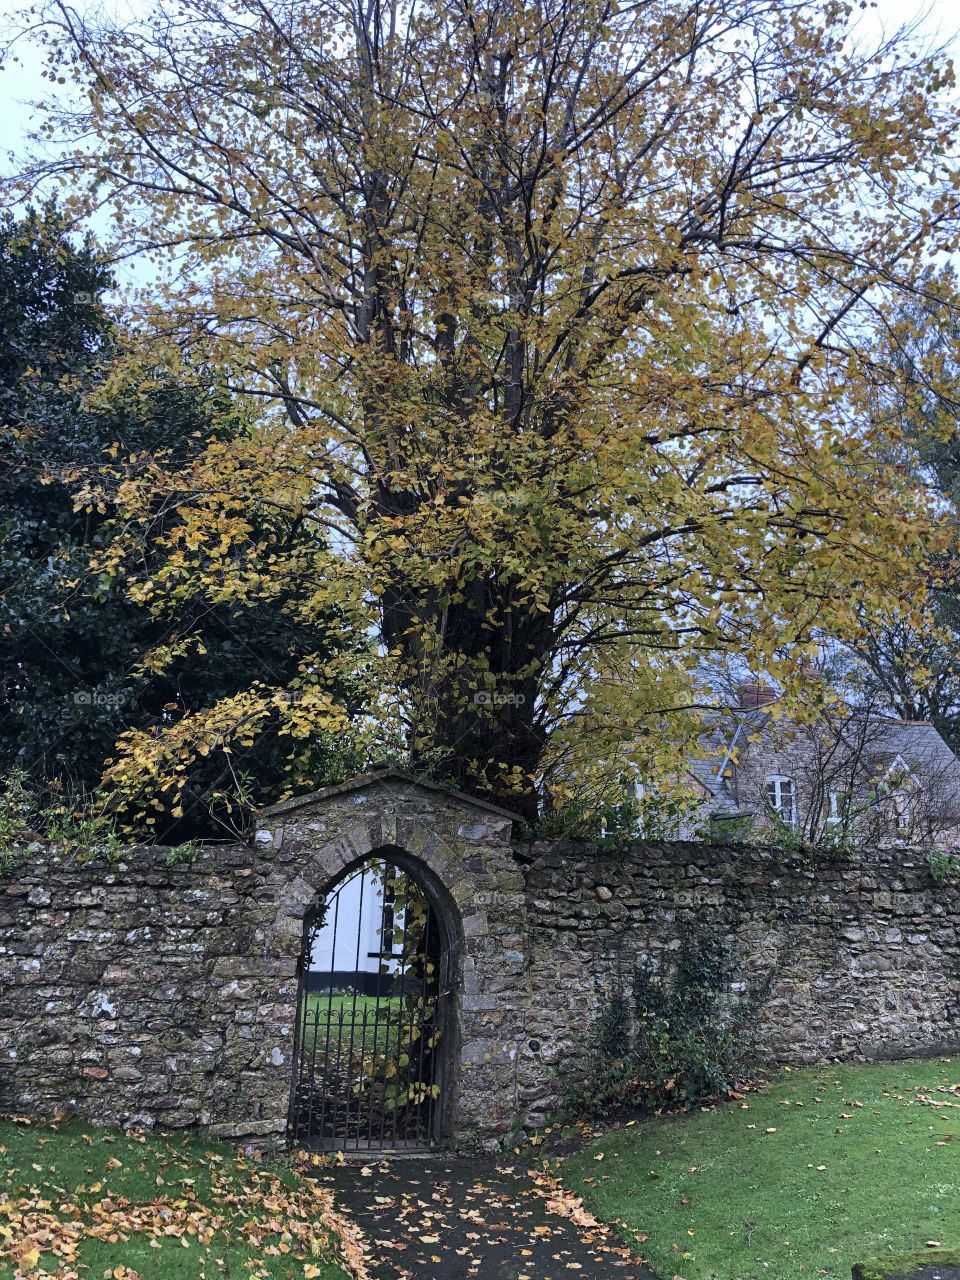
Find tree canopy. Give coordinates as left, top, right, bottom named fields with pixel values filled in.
left=0, top=204, right=367, bottom=838
left=837, top=278, right=960, bottom=753
left=9, top=0, right=960, bottom=820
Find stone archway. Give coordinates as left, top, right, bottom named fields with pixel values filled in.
left=254, top=770, right=528, bottom=1149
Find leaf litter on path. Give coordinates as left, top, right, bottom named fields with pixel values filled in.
left=314, top=1156, right=658, bottom=1280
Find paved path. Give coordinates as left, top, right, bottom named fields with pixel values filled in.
left=315, top=1157, right=658, bottom=1280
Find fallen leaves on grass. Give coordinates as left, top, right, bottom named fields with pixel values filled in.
left=0, top=1143, right=367, bottom=1280
left=915, top=1083, right=960, bottom=1111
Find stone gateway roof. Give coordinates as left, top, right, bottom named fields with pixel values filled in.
left=260, top=767, right=525, bottom=823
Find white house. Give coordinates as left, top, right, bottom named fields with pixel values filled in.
left=308, top=861, right=408, bottom=993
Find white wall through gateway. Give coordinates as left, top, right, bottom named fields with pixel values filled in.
left=308, top=861, right=406, bottom=986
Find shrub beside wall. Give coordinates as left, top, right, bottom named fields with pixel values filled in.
left=561, top=924, right=777, bottom=1118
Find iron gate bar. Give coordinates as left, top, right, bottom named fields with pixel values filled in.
left=368, top=875, right=391, bottom=1142
left=339, top=866, right=366, bottom=1146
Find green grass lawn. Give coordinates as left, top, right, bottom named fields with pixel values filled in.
left=302, top=993, right=402, bottom=1049
left=300, top=993, right=432, bottom=1068
left=0, top=1116, right=351, bottom=1279
left=304, top=993, right=394, bottom=1017
left=562, top=1058, right=960, bottom=1280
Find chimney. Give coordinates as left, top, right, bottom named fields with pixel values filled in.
left=737, top=680, right=776, bottom=710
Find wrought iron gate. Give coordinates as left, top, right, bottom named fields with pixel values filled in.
left=289, top=858, right=449, bottom=1151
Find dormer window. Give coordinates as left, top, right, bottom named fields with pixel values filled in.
left=877, top=754, right=917, bottom=838
left=891, top=789, right=911, bottom=833
left=827, top=790, right=844, bottom=827
left=766, top=775, right=796, bottom=827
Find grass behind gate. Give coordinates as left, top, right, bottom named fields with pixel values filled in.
left=563, top=1058, right=960, bottom=1280
left=0, top=1115, right=351, bottom=1279
left=301, top=993, right=404, bottom=1055
left=300, top=993, right=432, bottom=1064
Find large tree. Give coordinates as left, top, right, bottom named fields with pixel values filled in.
left=0, top=204, right=366, bottom=837
left=10, top=0, right=960, bottom=819
left=841, top=277, right=960, bottom=751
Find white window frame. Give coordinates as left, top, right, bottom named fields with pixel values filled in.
left=765, top=775, right=796, bottom=827
left=890, top=788, right=912, bottom=833
left=826, top=790, right=844, bottom=827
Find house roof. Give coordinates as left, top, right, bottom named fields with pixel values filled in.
left=690, top=702, right=960, bottom=816
left=686, top=748, right=740, bottom=814
left=260, top=768, right=524, bottom=822
left=687, top=712, right=763, bottom=814
left=856, top=718, right=960, bottom=788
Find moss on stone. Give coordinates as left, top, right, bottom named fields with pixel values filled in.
left=852, top=1247, right=960, bottom=1279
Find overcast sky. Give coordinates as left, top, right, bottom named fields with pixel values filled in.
left=1, top=0, right=957, bottom=293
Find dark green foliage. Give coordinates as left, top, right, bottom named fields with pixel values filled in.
left=594, top=986, right=631, bottom=1059
left=702, top=812, right=755, bottom=844
left=1, top=202, right=127, bottom=788
left=632, top=927, right=762, bottom=1107
left=564, top=926, right=774, bottom=1118
left=517, top=792, right=644, bottom=850
left=562, top=982, right=637, bottom=1117
left=0, top=204, right=365, bottom=837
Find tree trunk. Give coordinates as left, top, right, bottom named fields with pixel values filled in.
left=380, top=576, right=553, bottom=821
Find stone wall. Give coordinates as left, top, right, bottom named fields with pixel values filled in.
left=0, top=842, right=285, bottom=1138
left=2, top=772, right=959, bottom=1148
left=515, top=838, right=960, bottom=1126
left=0, top=774, right=527, bottom=1146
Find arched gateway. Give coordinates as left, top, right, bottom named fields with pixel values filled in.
left=255, top=770, right=527, bottom=1151
left=289, top=849, right=459, bottom=1151
left=7, top=769, right=955, bottom=1152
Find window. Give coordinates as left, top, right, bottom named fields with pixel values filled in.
left=765, top=775, right=796, bottom=827
left=877, top=756, right=917, bottom=838
left=827, top=790, right=844, bottom=827
left=891, top=789, right=911, bottom=833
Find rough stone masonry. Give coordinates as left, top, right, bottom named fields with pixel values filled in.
left=1, top=770, right=959, bottom=1147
